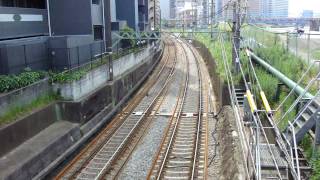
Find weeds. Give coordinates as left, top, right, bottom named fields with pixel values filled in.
left=195, top=31, right=320, bottom=178
left=0, top=93, right=60, bottom=127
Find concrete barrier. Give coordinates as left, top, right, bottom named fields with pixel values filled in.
left=0, top=78, right=51, bottom=117
left=53, top=44, right=156, bottom=101
left=0, top=41, right=163, bottom=180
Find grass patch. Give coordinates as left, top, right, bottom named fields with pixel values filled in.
left=312, top=49, right=320, bottom=60
left=0, top=93, right=60, bottom=127
left=195, top=31, right=320, bottom=178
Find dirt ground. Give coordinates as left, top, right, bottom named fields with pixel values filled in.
left=192, top=41, right=246, bottom=179
left=207, top=106, right=246, bottom=180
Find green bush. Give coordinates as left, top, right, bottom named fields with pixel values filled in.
left=0, top=71, right=46, bottom=93
left=120, top=26, right=136, bottom=48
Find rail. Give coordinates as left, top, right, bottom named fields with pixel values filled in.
left=155, top=39, right=191, bottom=179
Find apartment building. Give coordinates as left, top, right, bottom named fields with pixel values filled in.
left=149, top=0, right=160, bottom=30
left=0, top=0, right=154, bottom=74
left=0, top=0, right=114, bottom=73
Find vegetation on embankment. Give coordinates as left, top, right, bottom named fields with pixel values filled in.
left=194, top=32, right=319, bottom=179
left=0, top=93, right=60, bottom=127
left=255, top=44, right=320, bottom=180
left=0, top=71, right=46, bottom=93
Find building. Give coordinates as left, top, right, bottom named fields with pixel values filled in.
left=0, top=0, right=114, bottom=74
left=169, top=0, right=175, bottom=19
left=271, top=0, right=288, bottom=18
left=149, top=0, right=161, bottom=30
left=302, top=10, right=314, bottom=18
left=177, top=8, right=196, bottom=27
left=259, top=0, right=288, bottom=18
left=247, top=0, right=261, bottom=18
left=115, top=0, right=150, bottom=31
left=0, top=0, right=156, bottom=75
left=215, top=0, right=233, bottom=21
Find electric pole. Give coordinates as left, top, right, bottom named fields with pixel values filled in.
left=210, top=0, right=214, bottom=39
left=232, top=0, right=241, bottom=73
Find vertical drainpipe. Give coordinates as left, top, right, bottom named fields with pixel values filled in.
left=46, top=0, right=52, bottom=36
left=102, top=0, right=107, bottom=52
left=103, top=0, right=113, bottom=81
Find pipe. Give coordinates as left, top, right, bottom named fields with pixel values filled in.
left=46, top=0, right=52, bottom=36
left=247, top=50, right=314, bottom=99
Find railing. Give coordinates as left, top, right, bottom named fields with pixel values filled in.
left=242, top=24, right=320, bottom=64
left=218, top=32, right=258, bottom=179
left=277, top=70, right=320, bottom=126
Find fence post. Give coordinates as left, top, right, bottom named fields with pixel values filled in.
left=90, top=44, right=93, bottom=69
left=295, top=33, right=298, bottom=56
left=68, top=48, right=71, bottom=69
left=23, top=45, right=28, bottom=68
left=77, top=46, right=80, bottom=67
left=108, top=53, right=113, bottom=81
left=286, top=32, right=289, bottom=52
left=100, top=42, right=103, bottom=64
left=117, top=43, right=119, bottom=56
left=307, top=33, right=311, bottom=64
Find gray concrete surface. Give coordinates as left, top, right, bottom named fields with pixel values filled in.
left=53, top=44, right=156, bottom=101
left=0, top=41, right=163, bottom=180
left=0, top=121, right=81, bottom=180
left=0, top=78, right=51, bottom=117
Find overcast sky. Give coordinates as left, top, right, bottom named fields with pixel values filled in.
left=160, top=0, right=320, bottom=18
left=289, top=0, right=320, bottom=17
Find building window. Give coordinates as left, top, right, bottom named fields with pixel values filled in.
left=0, top=0, right=45, bottom=9
left=93, top=25, right=103, bottom=41
left=92, top=0, right=100, bottom=5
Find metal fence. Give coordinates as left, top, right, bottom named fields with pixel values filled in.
left=242, top=25, right=320, bottom=64
left=0, top=39, right=148, bottom=75
left=0, top=41, right=50, bottom=74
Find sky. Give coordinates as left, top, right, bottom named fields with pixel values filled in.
left=160, top=0, right=320, bottom=18
left=289, top=0, right=320, bottom=17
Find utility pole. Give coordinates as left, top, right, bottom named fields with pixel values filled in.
left=210, top=0, right=214, bottom=39
left=232, top=0, right=241, bottom=73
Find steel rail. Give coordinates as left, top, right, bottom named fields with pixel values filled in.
left=94, top=41, right=179, bottom=180
left=184, top=40, right=204, bottom=179
left=145, top=40, right=188, bottom=180
left=186, top=41, right=210, bottom=179
left=55, top=38, right=173, bottom=179
left=155, top=39, right=191, bottom=180
left=110, top=40, right=179, bottom=179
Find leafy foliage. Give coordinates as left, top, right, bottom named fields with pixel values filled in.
left=0, top=71, right=46, bottom=93
left=120, top=26, right=136, bottom=48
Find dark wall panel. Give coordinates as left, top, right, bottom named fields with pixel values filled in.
left=0, top=7, right=49, bottom=40
left=49, top=0, right=92, bottom=35
left=116, top=0, right=136, bottom=30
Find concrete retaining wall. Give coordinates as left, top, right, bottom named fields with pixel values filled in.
left=54, top=44, right=156, bottom=101
left=192, top=40, right=230, bottom=107
left=0, top=103, right=60, bottom=157
left=0, top=78, right=51, bottom=117
left=0, top=41, right=163, bottom=180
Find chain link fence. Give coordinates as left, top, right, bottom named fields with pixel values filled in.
left=242, top=25, right=320, bottom=64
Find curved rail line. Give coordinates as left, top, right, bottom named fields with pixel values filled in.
left=55, top=38, right=177, bottom=179
left=147, top=39, right=206, bottom=180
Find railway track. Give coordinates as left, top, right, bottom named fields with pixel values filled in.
left=55, top=37, right=209, bottom=180
left=147, top=40, right=208, bottom=180
left=55, top=38, right=178, bottom=179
